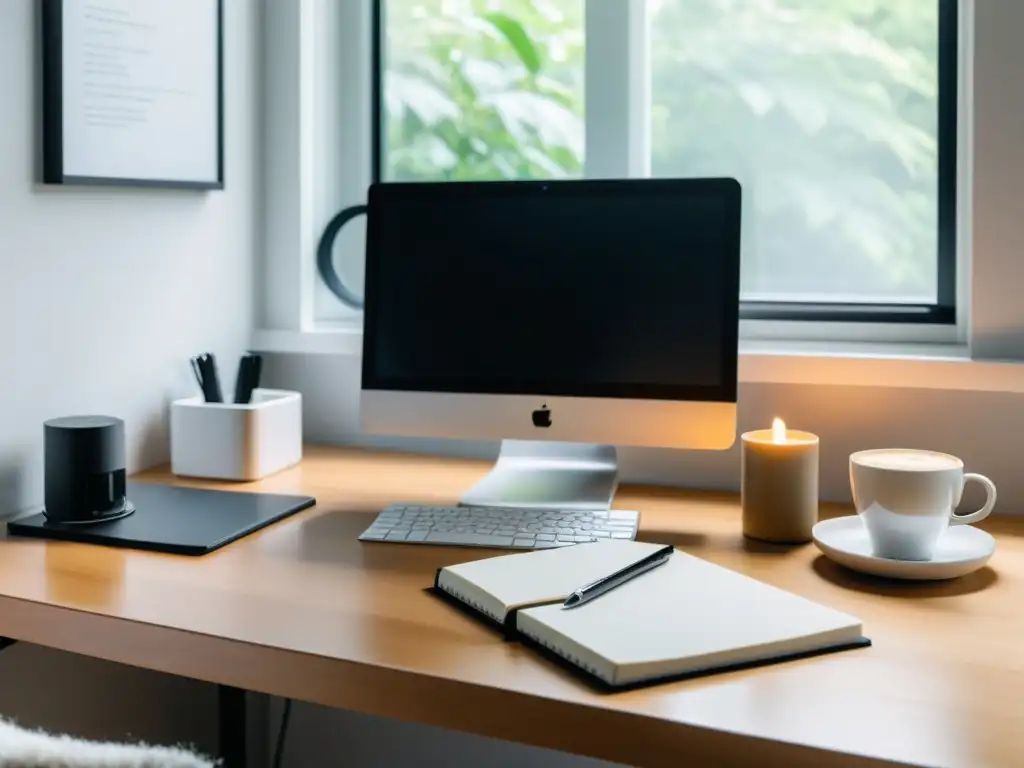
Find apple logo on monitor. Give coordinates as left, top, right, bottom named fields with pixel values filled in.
left=532, top=406, right=552, bottom=428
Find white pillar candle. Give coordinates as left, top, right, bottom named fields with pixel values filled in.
left=741, top=419, right=819, bottom=544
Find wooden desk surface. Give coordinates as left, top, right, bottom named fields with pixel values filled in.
left=0, top=447, right=1020, bottom=768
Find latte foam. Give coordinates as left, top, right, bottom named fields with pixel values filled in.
left=854, top=449, right=961, bottom=471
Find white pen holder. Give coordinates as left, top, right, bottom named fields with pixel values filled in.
left=170, top=389, right=302, bottom=481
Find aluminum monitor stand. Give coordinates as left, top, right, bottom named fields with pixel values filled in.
left=460, top=440, right=618, bottom=511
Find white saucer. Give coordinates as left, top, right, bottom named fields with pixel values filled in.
left=812, top=516, right=995, bottom=581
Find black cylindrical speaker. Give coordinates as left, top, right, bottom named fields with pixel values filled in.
left=44, top=416, right=134, bottom=524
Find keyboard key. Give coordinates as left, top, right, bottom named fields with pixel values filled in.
left=425, top=532, right=516, bottom=547
left=513, top=538, right=537, bottom=548
left=385, top=531, right=408, bottom=541
left=405, top=530, right=429, bottom=542
left=612, top=531, right=634, bottom=539
left=536, top=533, right=555, bottom=541
left=574, top=535, right=596, bottom=543
left=360, top=529, right=387, bottom=541
left=610, top=510, right=638, bottom=521
left=592, top=530, right=610, bottom=537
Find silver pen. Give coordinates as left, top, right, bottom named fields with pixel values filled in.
left=563, top=544, right=674, bottom=608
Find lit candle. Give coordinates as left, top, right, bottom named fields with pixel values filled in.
left=741, top=418, right=819, bottom=543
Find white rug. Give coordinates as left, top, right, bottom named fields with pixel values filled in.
left=0, top=720, right=215, bottom=768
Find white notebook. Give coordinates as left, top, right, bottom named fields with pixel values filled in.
left=435, top=540, right=867, bottom=688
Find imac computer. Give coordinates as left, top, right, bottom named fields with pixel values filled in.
left=359, top=178, right=741, bottom=545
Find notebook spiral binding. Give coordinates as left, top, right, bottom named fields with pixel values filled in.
left=518, top=627, right=607, bottom=683
left=437, top=582, right=503, bottom=624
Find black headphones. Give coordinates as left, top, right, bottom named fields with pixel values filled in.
left=316, top=204, right=367, bottom=309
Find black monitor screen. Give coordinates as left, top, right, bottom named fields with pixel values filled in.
left=362, top=178, right=741, bottom=402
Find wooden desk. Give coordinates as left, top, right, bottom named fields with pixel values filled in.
left=0, top=447, right=1020, bottom=768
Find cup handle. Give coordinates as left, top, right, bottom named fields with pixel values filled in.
left=951, top=473, right=997, bottom=526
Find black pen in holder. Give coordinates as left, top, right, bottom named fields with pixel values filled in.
left=190, top=353, right=224, bottom=403
left=233, top=354, right=264, bottom=405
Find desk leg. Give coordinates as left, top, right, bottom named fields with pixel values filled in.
left=218, top=685, right=247, bottom=768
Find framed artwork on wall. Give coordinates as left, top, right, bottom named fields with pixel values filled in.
left=41, top=0, right=224, bottom=189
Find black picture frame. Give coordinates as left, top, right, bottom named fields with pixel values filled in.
left=41, top=0, right=224, bottom=190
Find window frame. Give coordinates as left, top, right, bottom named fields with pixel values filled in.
left=362, top=0, right=959, bottom=326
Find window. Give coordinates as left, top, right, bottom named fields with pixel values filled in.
left=381, top=0, right=584, bottom=182
left=648, top=1, right=954, bottom=316
left=321, top=0, right=957, bottom=325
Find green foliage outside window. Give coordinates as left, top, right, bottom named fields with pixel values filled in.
left=383, top=0, right=941, bottom=299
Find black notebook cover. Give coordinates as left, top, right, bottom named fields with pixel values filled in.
left=8, top=482, right=315, bottom=555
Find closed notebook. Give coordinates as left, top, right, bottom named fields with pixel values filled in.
left=435, top=540, right=868, bottom=689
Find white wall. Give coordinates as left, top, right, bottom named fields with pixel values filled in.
left=0, top=0, right=259, bottom=753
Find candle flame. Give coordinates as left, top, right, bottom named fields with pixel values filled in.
left=772, top=418, right=787, bottom=444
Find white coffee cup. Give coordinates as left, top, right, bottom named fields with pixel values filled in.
left=849, top=449, right=997, bottom=561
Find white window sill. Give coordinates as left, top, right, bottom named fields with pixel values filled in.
left=252, top=327, right=1024, bottom=394
left=255, top=326, right=365, bottom=356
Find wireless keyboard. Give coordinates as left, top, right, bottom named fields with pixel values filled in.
left=358, top=505, right=640, bottom=549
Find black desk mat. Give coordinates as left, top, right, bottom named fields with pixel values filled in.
left=7, top=482, right=315, bottom=555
